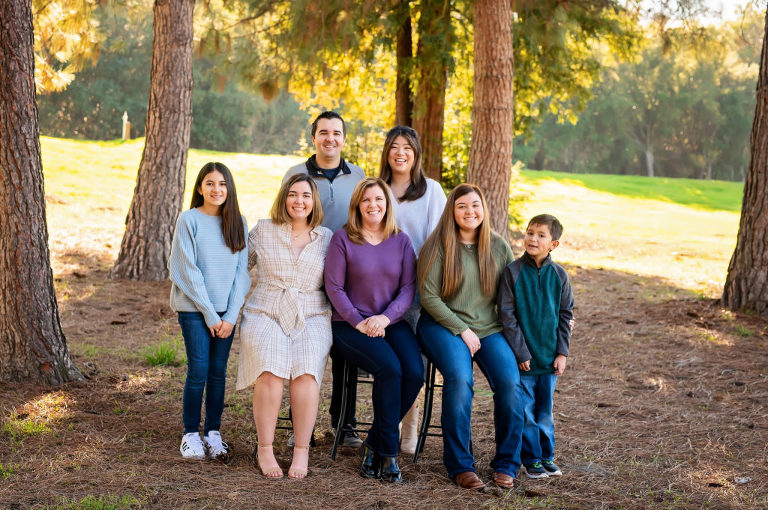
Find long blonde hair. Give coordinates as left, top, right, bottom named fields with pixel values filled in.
left=344, top=177, right=399, bottom=244
left=418, top=184, right=496, bottom=298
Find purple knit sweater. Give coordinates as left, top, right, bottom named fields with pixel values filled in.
left=324, top=229, right=416, bottom=326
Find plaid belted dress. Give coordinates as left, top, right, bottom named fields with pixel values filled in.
left=236, top=219, right=333, bottom=390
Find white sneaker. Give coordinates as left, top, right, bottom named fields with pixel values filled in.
left=180, top=432, right=206, bottom=460
left=203, top=430, right=229, bottom=459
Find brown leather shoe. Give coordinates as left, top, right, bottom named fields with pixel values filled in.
left=493, top=471, right=515, bottom=489
left=454, top=471, right=485, bottom=490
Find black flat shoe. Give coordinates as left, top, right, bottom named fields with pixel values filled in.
left=360, top=445, right=380, bottom=479
left=379, top=456, right=403, bottom=484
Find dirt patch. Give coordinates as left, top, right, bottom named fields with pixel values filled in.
left=1, top=254, right=767, bottom=509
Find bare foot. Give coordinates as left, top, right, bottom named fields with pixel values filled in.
left=288, top=445, right=309, bottom=479
left=256, top=444, right=283, bottom=479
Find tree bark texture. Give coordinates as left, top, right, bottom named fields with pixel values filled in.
left=0, top=0, right=82, bottom=384
left=395, top=2, right=413, bottom=127
left=466, top=0, right=515, bottom=240
left=412, top=0, right=453, bottom=183
left=110, top=0, right=194, bottom=281
left=722, top=8, right=768, bottom=315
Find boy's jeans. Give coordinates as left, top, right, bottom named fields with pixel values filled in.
left=518, top=373, right=558, bottom=466
left=417, top=313, right=523, bottom=478
left=178, top=311, right=234, bottom=435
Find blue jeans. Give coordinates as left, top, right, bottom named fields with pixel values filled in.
left=417, top=313, right=523, bottom=478
left=518, top=373, right=557, bottom=466
left=178, top=312, right=234, bottom=434
left=332, top=320, right=424, bottom=457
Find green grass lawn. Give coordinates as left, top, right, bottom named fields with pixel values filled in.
left=518, top=169, right=741, bottom=295
left=40, top=136, right=742, bottom=296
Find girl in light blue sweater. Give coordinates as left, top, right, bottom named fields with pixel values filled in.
left=169, top=162, right=250, bottom=460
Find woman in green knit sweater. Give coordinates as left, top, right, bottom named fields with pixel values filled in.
left=417, top=183, right=523, bottom=490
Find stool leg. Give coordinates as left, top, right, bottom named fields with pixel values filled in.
left=331, top=361, right=350, bottom=460
left=413, top=361, right=436, bottom=463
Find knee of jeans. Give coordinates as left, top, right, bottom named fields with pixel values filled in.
left=186, top=361, right=208, bottom=383
left=403, top=365, right=424, bottom=388
left=494, top=375, right=518, bottom=397
left=443, top=372, right=473, bottom=400
left=377, top=362, right=403, bottom=382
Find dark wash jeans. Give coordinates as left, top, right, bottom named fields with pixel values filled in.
left=332, top=320, right=424, bottom=457
left=178, top=311, right=234, bottom=434
left=417, top=313, right=524, bottom=478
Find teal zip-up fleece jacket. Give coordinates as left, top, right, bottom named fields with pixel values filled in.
left=497, top=252, right=574, bottom=375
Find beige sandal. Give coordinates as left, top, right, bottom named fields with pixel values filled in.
left=256, top=443, right=283, bottom=479
left=288, top=445, right=309, bottom=479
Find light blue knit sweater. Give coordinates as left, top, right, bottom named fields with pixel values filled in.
left=168, top=208, right=250, bottom=327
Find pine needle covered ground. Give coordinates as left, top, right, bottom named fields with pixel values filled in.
left=1, top=138, right=764, bottom=509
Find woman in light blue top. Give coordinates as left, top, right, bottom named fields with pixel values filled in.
left=379, top=126, right=447, bottom=453
left=169, top=162, right=250, bottom=461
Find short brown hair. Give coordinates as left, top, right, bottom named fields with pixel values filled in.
left=344, top=177, right=399, bottom=244
left=270, top=173, right=324, bottom=229
left=527, top=214, right=563, bottom=240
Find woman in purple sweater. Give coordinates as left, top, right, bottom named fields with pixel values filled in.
left=324, top=177, right=424, bottom=484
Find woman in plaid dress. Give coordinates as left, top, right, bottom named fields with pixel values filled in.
left=236, top=174, right=332, bottom=480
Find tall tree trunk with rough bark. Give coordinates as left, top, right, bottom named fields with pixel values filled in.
left=110, top=0, right=194, bottom=281
left=412, top=0, right=453, bottom=183
left=395, top=1, right=413, bottom=126
left=0, top=0, right=82, bottom=384
left=722, top=8, right=768, bottom=315
left=466, top=0, right=514, bottom=240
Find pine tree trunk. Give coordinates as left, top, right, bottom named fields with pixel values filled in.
left=466, top=0, right=514, bottom=240
left=413, top=0, right=453, bottom=183
left=110, top=0, right=194, bottom=281
left=0, top=0, right=82, bottom=384
left=395, top=2, right=413, bottom=127
left=722, top=8, right=768, bottom=315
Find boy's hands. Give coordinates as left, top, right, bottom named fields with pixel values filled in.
left=518, top=360, right=531, bottom=371
left=553, top=354, right=567, bottom=375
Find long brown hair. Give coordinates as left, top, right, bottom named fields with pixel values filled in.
left=418, top=184, right=496, bottom=298
left=270, top=173, right=324, bottom=229
left=190, top=162, right=245, bottom=253
left=344, top=177, right=400, bottom=244
left=378, top=126, right=427, bottom=201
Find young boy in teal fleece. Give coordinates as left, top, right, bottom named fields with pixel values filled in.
left=498, top=214, right=574, bottom=479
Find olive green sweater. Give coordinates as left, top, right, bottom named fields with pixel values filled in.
left=419, top=233, right=514, bottom=338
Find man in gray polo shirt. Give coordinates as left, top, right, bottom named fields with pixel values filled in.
left=283, top=111, right=365, bottom=447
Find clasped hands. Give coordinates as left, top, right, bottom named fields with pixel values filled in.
left=355, top=314, right=390, bottom=337
left=209, top=320, right=234, bottom=339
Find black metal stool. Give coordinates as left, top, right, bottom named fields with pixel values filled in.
left=330, top=359, right=373, bottom=460
left=413, top=358, right=441, bottom=462
left=413, top=358, right=472, bottom=463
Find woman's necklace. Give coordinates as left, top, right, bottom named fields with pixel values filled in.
left=362, top=227, right=384, bottom=243
left=291, top=225, right=311, bottom=240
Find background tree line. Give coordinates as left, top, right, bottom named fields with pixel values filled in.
left=36, top=2, right=761, bottom=183
left=36, top=3, right=306, bottom=155
left=516, top=5, right=764, bottom=181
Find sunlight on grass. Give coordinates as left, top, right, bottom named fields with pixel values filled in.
left=518, top=172, right=740, bottom=295
left=41, top=136, right=301, bottom=265
left=41, top=137, right=741, bottom=296
left=2, top=392, right=75, bottom=442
